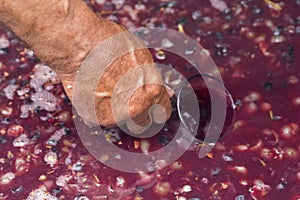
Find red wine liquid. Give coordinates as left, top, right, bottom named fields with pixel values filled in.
left=194, top=87, right=235, bottom=141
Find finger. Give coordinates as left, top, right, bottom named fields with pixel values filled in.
left=150, top=104, right=167, bottom=124
left=151, top=88, right=172, bottom=124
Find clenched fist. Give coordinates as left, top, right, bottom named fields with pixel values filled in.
left=0, top=0, right=172, bottom=133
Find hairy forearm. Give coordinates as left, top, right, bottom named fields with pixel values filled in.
left=0, top=0, right=121, bottom=74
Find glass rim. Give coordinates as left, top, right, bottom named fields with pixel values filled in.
left=176, top=73, right=236, bottom=142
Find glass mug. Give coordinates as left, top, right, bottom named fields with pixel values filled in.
left=158, top=62, right=236, bottom=144
left=174, top=73, right=236, bottom=143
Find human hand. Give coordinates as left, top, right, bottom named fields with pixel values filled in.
left=0, top=0, right=172, bottom=133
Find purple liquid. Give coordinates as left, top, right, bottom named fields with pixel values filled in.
left=193, top=87, right=235, bottom=141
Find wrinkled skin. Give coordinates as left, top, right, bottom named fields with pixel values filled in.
left=0, top=0, right=172, bottom=132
